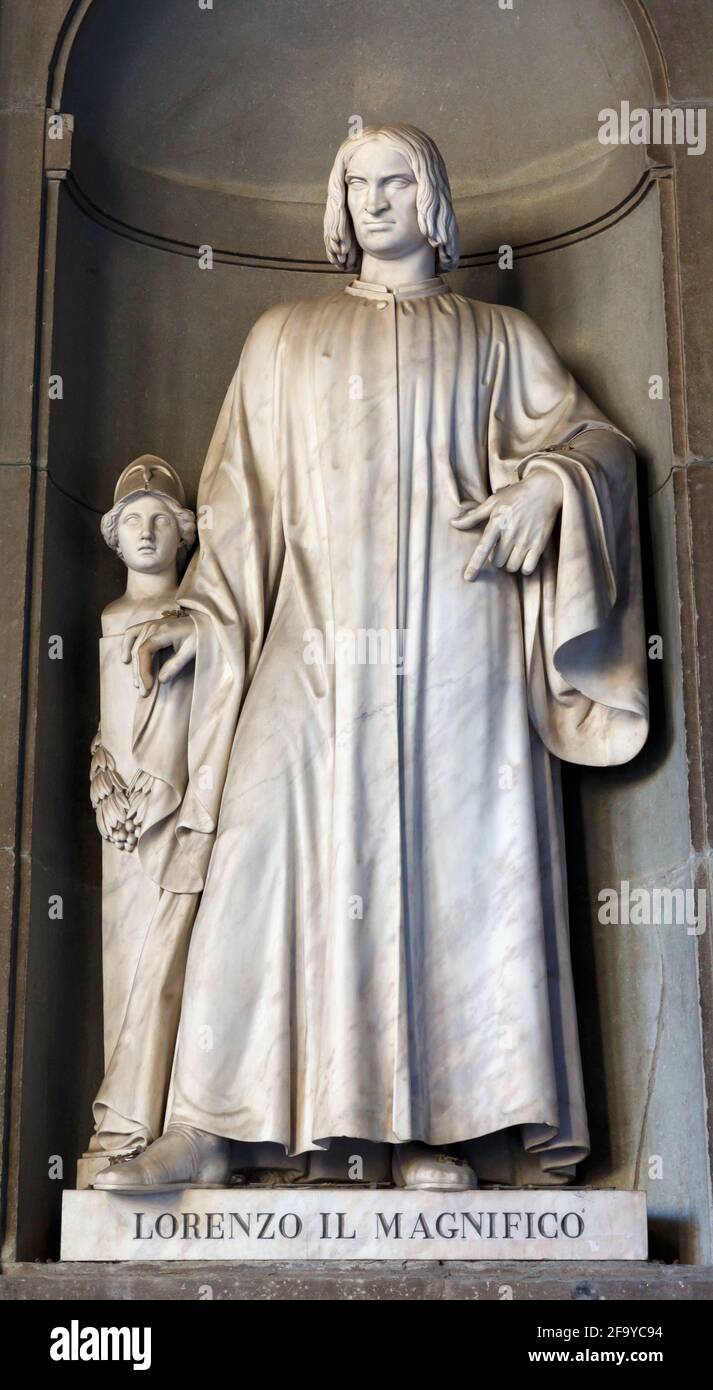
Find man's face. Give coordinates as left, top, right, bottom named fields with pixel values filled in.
left=345, top=141, right=424, bottom=262
left=117, top=494, right=179, bottom=574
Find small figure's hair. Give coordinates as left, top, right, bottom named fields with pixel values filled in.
left=324, top=124, right=460, bottom=273
left=101, top=494, right=196, bottom=557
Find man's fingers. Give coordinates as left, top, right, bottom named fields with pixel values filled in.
left=121, top=629, right=140, bottom=664
left=136, top=644, right=156, bottom=697
left=141, top=631, right=175, bottom=657
left=521, top=546, right=543, bottom=576
left=123, top=618, right=196, bottom=692
left=505, top=539, right=530, bottom=574
left=158, top=642, right=195, bottom=684
left=126, top=627, right=180, bottom=692
left=122, top=621, right=163, bottom=668
left=463, top=515, right=503, bottom=580
left=451, top=495, right=498, bottom=530
left=493, top=530, right=517, bottom=569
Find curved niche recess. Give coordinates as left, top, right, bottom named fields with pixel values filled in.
left=59, top=0, right=659, bottom=265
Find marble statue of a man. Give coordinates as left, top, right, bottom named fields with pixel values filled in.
left=94, top=125, right=648, bottom=1195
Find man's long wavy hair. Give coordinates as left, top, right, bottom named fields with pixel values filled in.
left=323, top=124, right=460, bottom=274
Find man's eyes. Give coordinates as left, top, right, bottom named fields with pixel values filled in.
left=347, top=177, right=413, bottom=189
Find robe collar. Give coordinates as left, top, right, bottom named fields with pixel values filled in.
left=345, top=275, right=449, bottom=302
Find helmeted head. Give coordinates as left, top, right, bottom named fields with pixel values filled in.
left=101, top=455, right=196, bottom=575
left=323, top=124, right=459, bottom=273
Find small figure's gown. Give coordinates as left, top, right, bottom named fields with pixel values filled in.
left=89, top=612, right=198, bottom=1158
left=131, top=278, right=647, bottom=1181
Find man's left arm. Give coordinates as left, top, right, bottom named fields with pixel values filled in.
left=456, top=305, right=648, bottom=766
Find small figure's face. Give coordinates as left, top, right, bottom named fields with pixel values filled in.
left=116, top=494, right=179, bottom=573
left=345, top=141, right=424, bottom=262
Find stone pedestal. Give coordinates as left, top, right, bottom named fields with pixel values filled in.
left=75, top=1154, right=111, bottom=1190
left=61, top=1188, right=647, bottom=1262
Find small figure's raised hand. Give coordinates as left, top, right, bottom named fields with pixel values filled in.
left=451, top=470, right=564, bottom=581
left=121, top=612, right=196, bottom=695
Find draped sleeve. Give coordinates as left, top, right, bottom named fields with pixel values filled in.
left=486, top=305, right=648, bottom=766
left=135, top=303, right=290, bottom=891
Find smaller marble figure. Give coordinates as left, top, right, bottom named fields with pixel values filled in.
left=88, top=456, right=198, bottom=1161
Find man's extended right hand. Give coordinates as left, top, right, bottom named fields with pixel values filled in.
left=121, top=613, right=196, bottom=696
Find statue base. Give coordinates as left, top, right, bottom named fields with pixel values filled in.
left=76, top=1153, right=113, bottom=1189
left=60, top=1188, right=646, bottom=1261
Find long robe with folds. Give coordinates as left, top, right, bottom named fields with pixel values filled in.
left=136, top=275, right=648, bottom=1180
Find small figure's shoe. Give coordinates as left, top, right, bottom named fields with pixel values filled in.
left=92, top=1124, right=232, bottom=1193
left=392, top=1143, right=478, bottom=1191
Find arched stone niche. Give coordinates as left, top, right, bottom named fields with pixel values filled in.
left=17, top=0, right=711, bottom=1260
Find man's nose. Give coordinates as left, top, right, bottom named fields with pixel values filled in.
left=365, top=182, right=387, bottom=215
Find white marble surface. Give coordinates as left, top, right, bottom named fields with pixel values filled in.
left=134, top=280, right=648, bottom=1182
left=99, top=637, right=162, bottom=1064
left=89, top=465, right=199, bottom=1158
left=61, top=1188, right=646, bottom=1261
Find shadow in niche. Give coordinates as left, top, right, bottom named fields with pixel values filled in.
left=15, top=183, right=144, bottom=1261
left=648, top=1216, right=693, bottom=1265
left=17, top=478, right=107, bottom=1262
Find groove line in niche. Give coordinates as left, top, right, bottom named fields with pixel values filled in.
left=58, top=166, right=670, bottom=270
